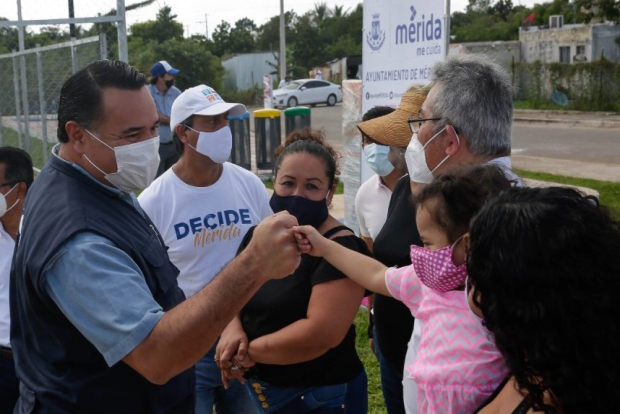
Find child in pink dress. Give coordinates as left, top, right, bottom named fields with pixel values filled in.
left=295, top=165, right=513, bottom=414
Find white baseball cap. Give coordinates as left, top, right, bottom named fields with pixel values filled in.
left=170, top=85, right=247, bottom=132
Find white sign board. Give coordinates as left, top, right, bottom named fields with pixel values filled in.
left=360, top=0, right=447, bottom=182
left=362, top=0, right=446, bottom=113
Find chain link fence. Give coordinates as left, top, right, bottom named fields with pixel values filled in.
left=0, top=0, right=128, bottom=167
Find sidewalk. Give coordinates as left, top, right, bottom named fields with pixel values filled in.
left=513, top=109, right=620, bottom=129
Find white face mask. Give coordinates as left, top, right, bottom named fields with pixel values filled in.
left=186, top=125, right=232, bottom=164
left=0, top=184, right=19, bottom=218
left=404, top=128, right=456, bottom=184
left=83, top=129, right=160, bottom=193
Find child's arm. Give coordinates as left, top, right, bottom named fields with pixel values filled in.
left=294, top=225, right=391, bottom=296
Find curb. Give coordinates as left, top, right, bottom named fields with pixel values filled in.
left=513, top=117, right=620, bottom=129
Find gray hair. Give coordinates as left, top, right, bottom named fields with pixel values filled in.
left=429, top=54, right=515, bottom=157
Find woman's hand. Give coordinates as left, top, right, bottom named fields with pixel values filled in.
left=216, top=317, right=255, bottom=387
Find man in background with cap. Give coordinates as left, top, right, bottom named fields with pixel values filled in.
left=10, top=60, right=300, bottom=412
left=148, top=60, right=182, bottom=177
left=138, top=84, right=271, bottom=413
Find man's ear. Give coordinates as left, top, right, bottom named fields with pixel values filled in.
left=445, top=125, right=464, bottom=156
left=65, top=121, right=87, bottom=154
left=175, top=124, right=190, bottom=144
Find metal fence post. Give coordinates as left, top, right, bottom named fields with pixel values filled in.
left=71, top=38, right=79, bottom=74
left=12, top=52, right=24, bottom=150
left=117, top=0, right=128, bottom=62
left=99, top=32, right=108, bottom=60
left=19, top=54, right=31, bottom=152
left=36, top=45, right=49, bottom=162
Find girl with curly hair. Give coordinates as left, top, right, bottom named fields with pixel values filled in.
left=469, top=187, right=620, bottom=413
left=295, top=164, right=514, bottom=414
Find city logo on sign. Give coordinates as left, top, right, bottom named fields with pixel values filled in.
left=395, top=4, right=443, bottom=45
left=366, top=13, right=386, bottom=51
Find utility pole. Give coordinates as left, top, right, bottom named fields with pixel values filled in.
left=198, top=14, right=209, bottom=39
left=279, top=0, right=286, bottom=81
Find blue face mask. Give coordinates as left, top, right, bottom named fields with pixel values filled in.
left=363, top=143, right=395, bottom=177
left=269, top=192, right=329, bottom=228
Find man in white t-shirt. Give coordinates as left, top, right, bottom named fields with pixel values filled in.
left=0, top=146, right=33, bottom=413
left=138, top=85, right=271, bottom=414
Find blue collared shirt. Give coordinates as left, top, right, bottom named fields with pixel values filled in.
left=148, top=84, right=181, bottom=144
left=42, top=146, right=165, bottom=366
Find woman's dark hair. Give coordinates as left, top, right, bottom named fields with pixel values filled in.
left=467, top=186, right=620, bottom=413
left=57, top=60, right=146, bottom=143
left=362, top=106, right=394, bottom=122
left=274, top=128, right=340, bottom=187
left=415, top=164, right=513, bottom=242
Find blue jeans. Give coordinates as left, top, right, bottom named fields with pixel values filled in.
left=195, top=342, right=257, bottom=413
left=0, top=353, right=19, bottom=414
left=245, top=369, right=367, bottom=414
left=373, top=326, right=406, bottom=414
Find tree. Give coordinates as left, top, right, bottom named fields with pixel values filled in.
left=130, top=6, right=183, bottom=44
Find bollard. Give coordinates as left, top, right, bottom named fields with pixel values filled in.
left=228, top=111, right=251, bottom=170
left=253, top=109, right=281, bottom=171
left=283, top=106, right=311, bottom=138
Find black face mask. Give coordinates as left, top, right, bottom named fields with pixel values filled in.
left=164, top=79, right=175, bottom=89
left=269, top=192, right=329, bottom=228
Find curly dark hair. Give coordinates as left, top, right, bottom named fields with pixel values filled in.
left=274, top=128, right=340, bottom=187
left=414, top=164, right=514, bottom=243
left=467, top=186, right=620, bottom=413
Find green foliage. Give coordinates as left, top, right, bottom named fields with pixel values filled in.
left=515, top=169, right=620, bottom=220
left=219, top=86, right=262, bottom=107
left=512, top=60, right=620, bottom=111
left=129, top=36, right=223, bottom=90
left=130, top=6, right=184, bottom=44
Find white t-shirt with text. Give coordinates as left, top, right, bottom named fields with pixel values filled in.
left=138, top=163, right=272, bottom=298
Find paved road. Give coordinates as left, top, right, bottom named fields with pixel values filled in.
left=299, top=104, right=620, bottom=182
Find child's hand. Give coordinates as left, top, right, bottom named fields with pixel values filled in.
left=293, top=225, right=327, bottom=257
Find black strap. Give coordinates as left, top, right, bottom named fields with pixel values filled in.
left=322, top=225, right=352, bottom=239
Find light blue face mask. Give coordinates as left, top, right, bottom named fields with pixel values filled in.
left=363, top=143, right=395, bottom=177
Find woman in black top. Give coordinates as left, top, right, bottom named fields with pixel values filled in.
left=468, top=187, right=620, bottom=413
left=216, top=129, right=370, bottom=414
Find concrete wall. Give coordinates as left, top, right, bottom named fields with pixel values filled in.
left=222, top=52, right=278, bottom=90
left=520, top=23, right=620, bottom=63
left=449, top=41, right=521, bottom=72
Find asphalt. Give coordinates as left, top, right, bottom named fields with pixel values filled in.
left=328, top=109, right=619, bottom=219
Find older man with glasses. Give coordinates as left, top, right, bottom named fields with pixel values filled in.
left=394, top=53, right=522, bottom=414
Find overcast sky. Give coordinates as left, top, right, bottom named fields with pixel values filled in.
left=5, top=0, right=541, bottom=38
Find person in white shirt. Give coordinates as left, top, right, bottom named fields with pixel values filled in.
left=0, top=146, right=33, bottom=414
left=138, top=85, right=271, bottom=413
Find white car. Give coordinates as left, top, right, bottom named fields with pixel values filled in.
left=273, top=79, right=342, bottom=108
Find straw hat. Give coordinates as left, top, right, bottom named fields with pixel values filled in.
left=357, top=89, right=427, bottom=148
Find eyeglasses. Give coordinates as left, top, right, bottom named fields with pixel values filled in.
left=407, top=117, right=442, bottom=134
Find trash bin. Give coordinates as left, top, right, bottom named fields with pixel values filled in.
left=228, top=111, right=251, bottom=170
left=283, top=106, right=311, bottom=137
left=253, top=109, right=282, bottom=171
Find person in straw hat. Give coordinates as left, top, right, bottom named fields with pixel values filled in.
left=356, top=84, right=429, bottom=414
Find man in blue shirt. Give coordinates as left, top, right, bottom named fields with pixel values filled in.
left=10, top=59, right=302, bottom=413
left=149, top=60, right=182, bottom=177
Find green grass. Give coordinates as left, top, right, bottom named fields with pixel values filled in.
left=515, top=169, right=620, bottom=220
left=354, top=309, right=386, bottom=413
left=1, top=126, right=54, bottom=170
